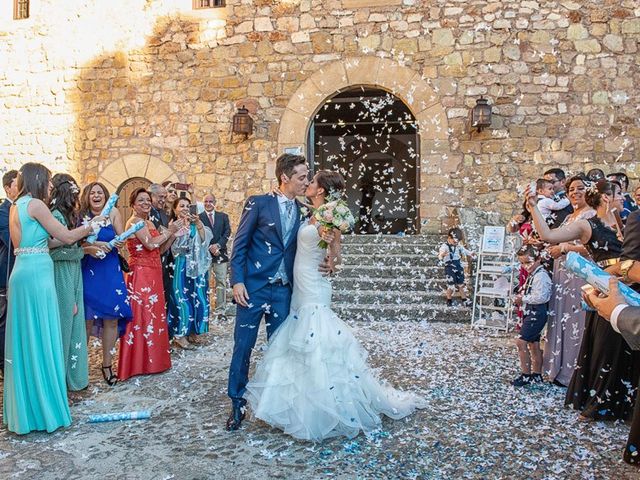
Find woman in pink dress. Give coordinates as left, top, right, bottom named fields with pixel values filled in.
left=118, top=188, right=182, bottom=381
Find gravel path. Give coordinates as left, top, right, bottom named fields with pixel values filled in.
left=0, top=319, right=638, bottom=479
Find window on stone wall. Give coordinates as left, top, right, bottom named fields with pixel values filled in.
left=13, top=0, right=29, bottom=20
left=193, top=0, right=226, bottom=9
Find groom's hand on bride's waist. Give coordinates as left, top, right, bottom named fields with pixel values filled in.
left=233, top=283, right=250, bottom=307
left=318, top=257, right=334, bottom=277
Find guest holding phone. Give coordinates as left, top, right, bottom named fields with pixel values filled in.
left=167, top=197, right=212, bottom=349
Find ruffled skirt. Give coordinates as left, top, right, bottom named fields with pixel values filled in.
left=244, top=303, right=426, bottom=441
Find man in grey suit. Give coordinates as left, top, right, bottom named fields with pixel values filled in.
left=584, top=266, right=640, bottom=466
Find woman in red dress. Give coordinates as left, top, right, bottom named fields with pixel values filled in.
left=118, top=188, right=182, bottom=381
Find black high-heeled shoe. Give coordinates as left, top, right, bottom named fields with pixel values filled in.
left=101, top=364, right=118, bottom=386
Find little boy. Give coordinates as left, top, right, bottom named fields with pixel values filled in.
left=536, top=178, right=570, bottom=223
left=511, top=245, right=552, bottom=387
left=438, top=227, right=474, bottom=307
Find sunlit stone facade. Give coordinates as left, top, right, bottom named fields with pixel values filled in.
left=1, top=0, right=638, bottom=231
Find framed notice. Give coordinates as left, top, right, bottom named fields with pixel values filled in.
left=481, top=226, right=505, bottom=253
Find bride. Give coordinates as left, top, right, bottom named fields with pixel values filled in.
left=244, top=170, right=426, bottom=442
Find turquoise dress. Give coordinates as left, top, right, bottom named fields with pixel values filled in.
left=2, top=196, right=72, bottom=434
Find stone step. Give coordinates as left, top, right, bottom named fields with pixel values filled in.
left=342, top=244, right=442, bottom=255
left=332, top=289, right=456, bottom=304
left=341, top=253, right=445, bottom=267
left=337, top=264, right=443, bottom=278
left=341, top=234, right=445, bottom=245
left=331, top=276, right=463, bottom=291
left=331, top=303, right=472, bottom=322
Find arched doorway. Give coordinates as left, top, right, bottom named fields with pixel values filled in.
left=308, top=87, right=419, bottom=234
left=116, top=176, right=151, bottom=222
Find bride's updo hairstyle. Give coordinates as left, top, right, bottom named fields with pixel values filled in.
left=585, top=179, right=620, bottom=209
left=17, top=162, right=52, bottom=202
left=315, top=170, right=346, bottom=200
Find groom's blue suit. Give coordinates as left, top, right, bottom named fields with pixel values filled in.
left=228, top=193, right=301, bottom=407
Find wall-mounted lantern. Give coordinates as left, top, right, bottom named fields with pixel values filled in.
left=471, top=96, right=492, bottom=132
left=232, top=106, right=253, bottom=136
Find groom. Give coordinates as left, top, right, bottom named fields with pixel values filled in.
left=226, top=153, right=311, bottom=431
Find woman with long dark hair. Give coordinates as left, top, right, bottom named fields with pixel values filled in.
left=542, top=175, right=595, bottom=386
left=3, top=163, right=104, bottom=434
left=48, top=173, right=89, bottom=393
left=167, top=197, right=212, bottom=348
left=527, top=179, right=640, bottom=420
left=79, top=181, right=133, bottom=386
left=118, top=188, right=181, bottom=381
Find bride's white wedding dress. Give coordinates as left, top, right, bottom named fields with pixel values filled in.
left=244, top=222, right=426, bottom=441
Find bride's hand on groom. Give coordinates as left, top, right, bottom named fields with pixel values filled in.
left=233, top=283, right=250, bottom=307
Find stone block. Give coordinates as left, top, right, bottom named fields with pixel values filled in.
left=567, top=23, right=588, bottom=40
left=432, top=29, right=455, bottom=47
left=603, top=34, right=624, bottom=52
left=254, top=17, right=274, bottom=32
left=345, top=56, right=381, bottom=85
left=574, top=39, right=601, bottom=53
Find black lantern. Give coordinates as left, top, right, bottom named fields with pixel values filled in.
left=232, top=106, right=253, bottom=136
left=471, top=96, right=492, bottom=132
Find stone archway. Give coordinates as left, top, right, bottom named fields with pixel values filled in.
left=275, top=57, right=451, bottom=233
left=96, top=153, right=179, bottom=193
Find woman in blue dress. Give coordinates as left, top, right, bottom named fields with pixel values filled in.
left=3, top=163, right=105, bottom=434
left=167, top=197, right=212, bottom=348
left=80, top=182, right=133, bottom=386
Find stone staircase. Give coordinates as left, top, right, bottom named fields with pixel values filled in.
left=331, top=234, right=473, bottom=322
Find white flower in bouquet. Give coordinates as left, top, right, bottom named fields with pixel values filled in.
left=313, top=190, right=355, bottom=249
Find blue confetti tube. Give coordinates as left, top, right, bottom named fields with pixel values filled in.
left=108, top=221, right=145, bottom=248
left=86, top=193, right=119, bottom=244
left=564, top=252, right=640, bottom=306
left=88, top=410, right=151, bottom=423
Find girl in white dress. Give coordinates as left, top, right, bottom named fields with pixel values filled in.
left=244, top=170, right=426, bottom=442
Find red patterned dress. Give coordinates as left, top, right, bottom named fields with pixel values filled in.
left=118, top=227, right=171, bottom=380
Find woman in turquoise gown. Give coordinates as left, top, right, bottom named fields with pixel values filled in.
left=3, top=163, right=103, bottom=435
left=167, top=198, right=212, bottom=347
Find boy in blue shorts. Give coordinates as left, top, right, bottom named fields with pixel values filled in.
left=512, top=245, right=552, bottom=387
left=438, top=227, right=474, bottom=307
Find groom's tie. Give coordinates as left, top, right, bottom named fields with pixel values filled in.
left=282, top=200, right=295, bottom=244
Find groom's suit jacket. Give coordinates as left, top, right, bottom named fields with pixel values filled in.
left=230, top=193, right=301, bottom=295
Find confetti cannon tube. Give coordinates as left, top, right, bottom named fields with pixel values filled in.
left=108, top=221, right=145, bottom=248
left=88, top=410, right=151, bottom=423
left=564, top=252, right=640, bottom=306
left=86, top=193, right=119, bottom=244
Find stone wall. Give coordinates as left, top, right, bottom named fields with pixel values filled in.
left=1, top=0, right=638, bottom=231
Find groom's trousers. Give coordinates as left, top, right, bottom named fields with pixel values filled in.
left=228, top=282, right=292, bottom=407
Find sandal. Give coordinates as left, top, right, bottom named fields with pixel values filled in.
left=101, top=364, right=118, bottom=386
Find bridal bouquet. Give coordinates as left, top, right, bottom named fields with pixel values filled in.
left=314, top=197, right=355, bottom=249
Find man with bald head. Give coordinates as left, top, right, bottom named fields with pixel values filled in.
left=199, top=193, right=231, bottom=320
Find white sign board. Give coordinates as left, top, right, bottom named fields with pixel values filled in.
left=481, top=226, right=505, bottom=253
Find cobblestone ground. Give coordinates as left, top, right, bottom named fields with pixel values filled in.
left=0, top=319, right=638, bottom=480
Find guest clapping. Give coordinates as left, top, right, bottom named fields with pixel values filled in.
left=80, top=182, right=133, bottom=386
left=167, top=198, right=212, bottom=349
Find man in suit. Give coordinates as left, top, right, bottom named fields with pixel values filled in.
left=586, top=208, right=640, bottom=466
left=0, top=170, right=19, bottom=378
left=148, top=183, right=173, bottom=333
left=226, top=154, right=333, bottom=431
left=199, top=194, right=231, bottom=320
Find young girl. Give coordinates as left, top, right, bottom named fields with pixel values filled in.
left=512, top=245, right=552, bottom=387
left=438, top=227, right=474, bottom=306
